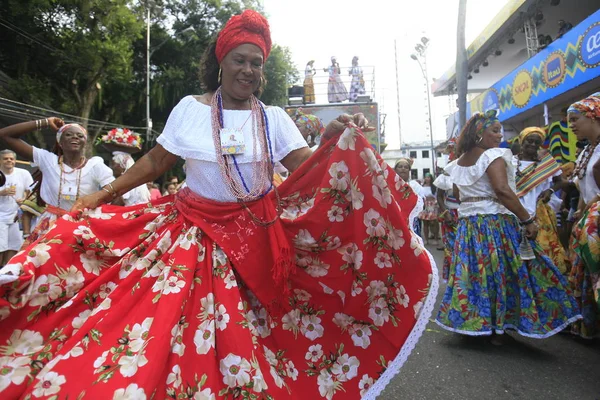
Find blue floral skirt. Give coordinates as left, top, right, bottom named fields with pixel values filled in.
left=436, top=213, right=581, bottom=338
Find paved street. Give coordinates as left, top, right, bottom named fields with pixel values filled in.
left=380, top=247, right=600, bottom=400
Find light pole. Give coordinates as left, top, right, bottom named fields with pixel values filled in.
left=145, top=6, right=193, bottom=145
left=394, top=39, right=402, bottom=150
left=411, top=37, right=436, bottom=176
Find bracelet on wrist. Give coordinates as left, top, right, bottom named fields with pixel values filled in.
left=102, top=187, right=114, bottom=198
left=107, top=183, right=118, bottom=198
left=520, top=216, right=535, bottom=226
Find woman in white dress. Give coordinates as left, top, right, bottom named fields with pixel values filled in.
left=324, top=56, right=348, bottom=103
left=348, top=56, right=365, bottom=102
left=0, top=121, right=115, bottom=247
left=436, top=110, right=580, bottom=343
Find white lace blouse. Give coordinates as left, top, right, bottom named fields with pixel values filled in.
left=574, top=144, right=600, bottom=204
left=446, top=148, right=515, bottom=217
left=433, top=172, right=459, bottom=210
left=157, top=96, right=307, bottom=202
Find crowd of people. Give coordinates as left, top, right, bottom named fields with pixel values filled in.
left=412, top=97, right=600, bottom=342
left=0, top=139, right=185, bottom=267
left=0, top=8, right=597, bottom=399
left=0, top=10, right=437, bottom=399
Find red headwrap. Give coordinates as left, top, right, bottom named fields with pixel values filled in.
left=215, top=10, right=272, bottom=63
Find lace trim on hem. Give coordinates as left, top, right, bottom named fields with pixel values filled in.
left=458, top=211, right=516, bottom=218
left=434, top=314, right=583, bottom=339
left=408, top=195, right=424, bottom=238
left=362, top=247, right=439, bottom=400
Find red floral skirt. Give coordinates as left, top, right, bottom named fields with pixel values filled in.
left=0, top=127, right=437, bottom=399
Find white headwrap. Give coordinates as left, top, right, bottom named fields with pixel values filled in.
left=56, top=124, right=88, bottom=143
left=112, top=151, right=134, bottom=171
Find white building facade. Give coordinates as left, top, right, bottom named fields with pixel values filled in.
left=382, top=140, right=447, bottom=181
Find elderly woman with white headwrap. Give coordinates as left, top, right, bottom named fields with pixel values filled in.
left=0, top=117, right=115, bottom=246
left=110, top=151, right=151, bottom=206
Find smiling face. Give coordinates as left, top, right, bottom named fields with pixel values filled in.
left=220, top=43, right=264, bottom=103
left=59, top=127, right=87, bottom=154
left=568, top=112, right=598, bottom=141
left=521, top=133, right=543, bottom=159
left=480, top=121, right=503, bottom=149
left=394, top=160, right=411, bottom=181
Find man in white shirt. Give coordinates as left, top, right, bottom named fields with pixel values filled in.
left=0, top=149, right=33, bottom=265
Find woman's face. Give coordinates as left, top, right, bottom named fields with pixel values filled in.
left=167, top=184, right=177, bottom=195
left=521, top=134, right=543, bottom=159
left=424, top=175, right=432, bottom=185
left=59, top=128, right=87, bottom=154
left=220, top=43, right=263, bottom=101
left=394, top=160, right=410, bottom=181
left=568, top=112, right=598, bottom=141
left=480, top=121, right=503, bottom=149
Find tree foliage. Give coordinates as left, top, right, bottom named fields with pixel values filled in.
left=0, top=0, right=297, bottom=150
left=261, top=44, right=299, bottom=107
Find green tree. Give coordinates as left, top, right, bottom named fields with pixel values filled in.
left=261, top=44, right=298, bottom=107
left=0, top=0, right=144, bottom=142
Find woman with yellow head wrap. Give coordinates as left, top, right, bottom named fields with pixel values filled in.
left=514, top=126, right=568, bottom=274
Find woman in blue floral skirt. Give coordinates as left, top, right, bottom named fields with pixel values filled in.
left=436, top=110, right=581, bottom=343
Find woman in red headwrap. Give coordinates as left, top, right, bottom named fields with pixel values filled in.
left=0, top=10, right=436, bottom=399
left=566, top=92, right=600, bottom=338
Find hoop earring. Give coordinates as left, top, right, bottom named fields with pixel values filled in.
left=218, top=68, right=222, bottom=84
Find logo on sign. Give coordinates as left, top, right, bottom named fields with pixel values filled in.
left=483, top=89, right=499, bottom=112
left=512, top=70, right=533, bottom=108
left=543, top=52, right=566, bottom=88
left=579, top=22, right=600, bottom=68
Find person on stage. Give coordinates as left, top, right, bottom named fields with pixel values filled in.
left=0, top=10, right=436, bottom=399
left=435, top=110, right=580, bottom=344
left=0, top=150, right=33, bottom=265
left=324, top=56, right=348, bottom=103
left=348, top=56, right=365, bottom=102
left=566, top=92, right=600, bottom=338
left=0, top=121, right=115, bottom=248
left=514, top=127, right=569, bottom=274
left=303, top=60, right=316, bottom=104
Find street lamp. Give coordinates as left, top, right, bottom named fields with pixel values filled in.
left=145, top=8, right=193, bottom=145
left=410, top=36, right=436, bottom=176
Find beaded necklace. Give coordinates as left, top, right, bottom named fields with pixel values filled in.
left=211, top=88, right=281, bottom=226
left=573, top=137, right=600, bottom=180
left=57, top=156, right=86, bottom=209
